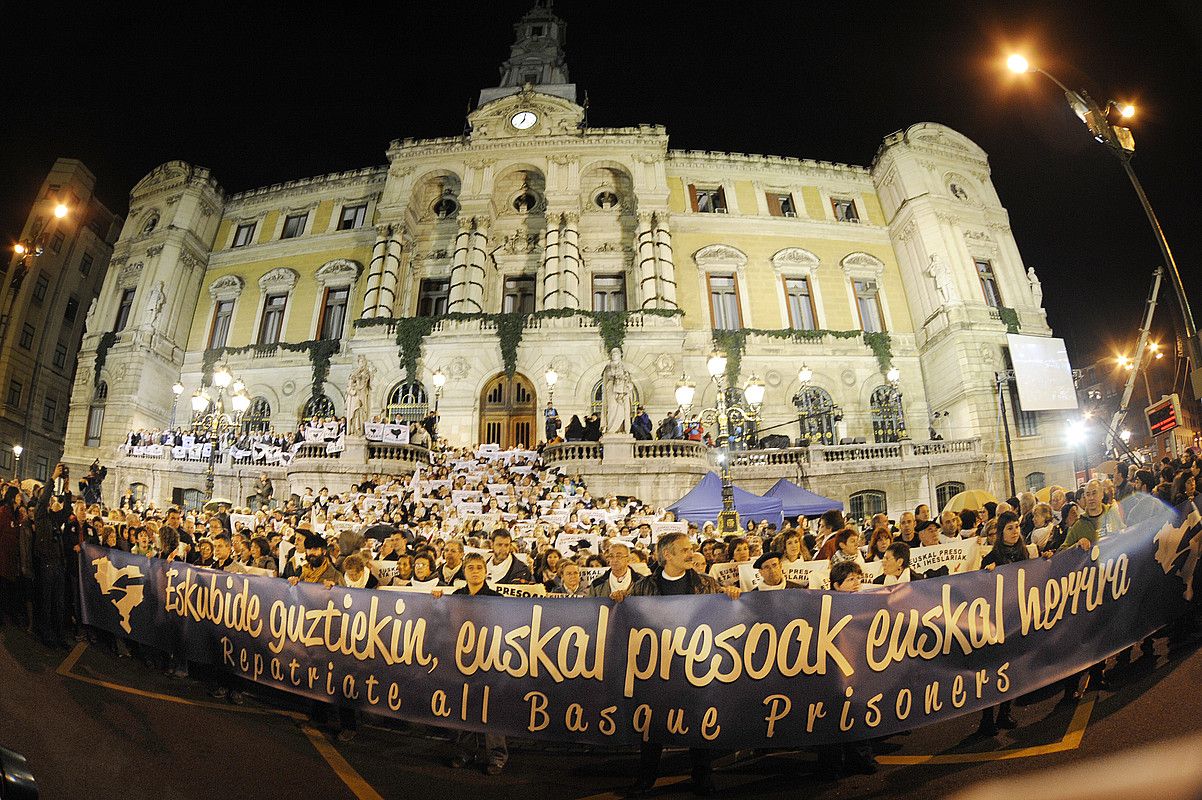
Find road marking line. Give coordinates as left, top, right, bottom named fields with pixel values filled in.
left=300, top=725, right=386, bottom=800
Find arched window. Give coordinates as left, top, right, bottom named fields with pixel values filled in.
left=1025, top=472, right=1047, bottom=492
left=129, top=483, right=149, bottom=504
left=870, top=385, right=907, bottom=443
left=302, top=394, right=335, bottom=421
left=386, top=381, right=429, bottom=423
left=590, top=379, right=640, bottom=417
left=180, top=488, right=205, bottom=512
left=936, top=481, right=966, bottom=513
left=849, top=490, right=887, bottom=523
left=793, top=386, right=840, bottom=446
left=86, top=381, right=107, bottom=447
left=242, top=397, right=271, bottom=434
left=141, top=214, right=159, bottom=235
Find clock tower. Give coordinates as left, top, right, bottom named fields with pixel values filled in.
left=479, top=1, right=577, bottom=107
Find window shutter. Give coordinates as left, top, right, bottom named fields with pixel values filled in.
left=766, top=193, right=782, bottom=217
left=716, top=186, right=727, bottom=210
left=688, top=184, right=699, bottom=212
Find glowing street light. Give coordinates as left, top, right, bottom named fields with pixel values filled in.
left=706, top=350, right=727, bottom=378
left=674, top=373, right=696, bottom=412
left=1006, top=54, right=1029, bottom=74
left=797, top=364, right=813, bottom=385
left=53, top=203, right=69, bottom=219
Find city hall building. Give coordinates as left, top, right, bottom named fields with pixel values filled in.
left=63, top=3, right=1075, bottom=516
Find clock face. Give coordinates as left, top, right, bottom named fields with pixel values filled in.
left=511, top=111, right=538, bottom=130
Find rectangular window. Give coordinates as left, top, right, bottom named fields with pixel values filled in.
left=767, top=193, right=796, bottom=217
left=975, top=258, right=1004, bottom=308
left=19, top=324, right=34, bottom=350
left=42, top=396, right=56, bottom=427
left=32, top=272, right=49, bottom=304
left=209, top=299, right=235, bottom=349
left=502, top=277, right=535, bottom=314
left=79, top=253, right=93, bottom=275
left=689, top=185, right=727, bottom=214
left=258, top=293, right=288, bottom=345
left=86, top=405, right=105, bottom=447
left=784, top=277, right=817, bottom=330
left=114, top=287, right=136, bottom=332
left=34, top=457, right=48, bottom=483
left=337, top=204, right=367, bottom=231
left=232, top=222, right=256, bottom=248
left=416, top=278, right=450, bottom=317
left=280, top=213, right=307, bottom=240
left=853, top=279, right=884, bottom=332
left=318, top=287, right=350, bottom=340
left=6, top=380, right=21, bottom=408
left=64, top=296, right=79, bottom=324
left=53, top=342, right=67, bottom=368
left=0, top=449, right=10, bottom=471
left=591, top=274, right=627, bottom=312
left=51, top=232, right=64, bottom=253
left=832, top=198, right=860, bottom=222
left=708, top=273, right=742, bottom=330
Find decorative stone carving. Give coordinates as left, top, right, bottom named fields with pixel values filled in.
left=281, top=380, right=296, bottom=397
left=208, top=275, right=245, bottom=301
left=771, top=247, right=820, bottom=274
left=315, top=259, right=364, bottom=288
left=257, top=267, right=299, bottom=292
left=447, top=356, right=470, bottom=379
left=926, top=254, right=960, bottom=305
left=840, top=252, right=885, bottom=277
left=1028, top=266, right=1043, bottom=307
left=841, top=370, right=856, bottom=386
left=601, top=348, right=633, bottom=434
left=693, top=244, right=747, bottom=268
left=146, top=244, right=164, bottom=257
left=653, top=353, right=675, bottom=376
left=179, top=252, right=205, bottom=271
left=118, top=262, right=144, bottom=286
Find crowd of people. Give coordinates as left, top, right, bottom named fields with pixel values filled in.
left=0, top=441, right=1197, bottom=792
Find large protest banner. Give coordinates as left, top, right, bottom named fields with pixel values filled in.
left=81, top=514, right=1196, bottom=748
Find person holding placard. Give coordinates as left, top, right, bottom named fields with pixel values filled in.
left=587, top=541, right=634, bottom=600
left=448, top=553, right=507, bottom=774
left=752, top=552, right=804, bottom=590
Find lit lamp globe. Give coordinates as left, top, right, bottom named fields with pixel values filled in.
left=191, top=391, right=209, bottom=414
left=798, top=364, right=813, bottom=385
left=231, top=392, right=251, bottom=415
left=743, top=375, right=765, bottom=406
left=212, top=364, right=232, bottom=389
left=231, top=379, right=246, bottom=394
left=432, top=369, right=447, bottom=390
left=1007, top=54, right=1030, bottom=74
left=674, top=375, right=696, bottom=409
left=53, top=203, right=69, bottom=219
left=12, top=445, right=22, bottom=458
left=886, top=366, right=901, bottom=384
left=706, top=351, right=727, bottom=378
left=171, top=381, right=184, bottom=397
left=544, top=367, right=558, bottom=388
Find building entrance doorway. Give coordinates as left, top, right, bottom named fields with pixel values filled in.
left=479, top=372, right=536, bottom=448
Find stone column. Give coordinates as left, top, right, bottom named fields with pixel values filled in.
left=395, top=233, right=417, bottom=317
left=635, top=212, right=657, bottom=309
left=559, top=211, right=581, bottom=310
left=447, top=218, right=474, bottom=313
left=360, top=226, right=390, bottom=318
left=653, top=213, right=678, bottom=309
left=541, top=211, right=562, bottom=309
left=373, top=231, right=404, bottom=317
left=463, top=216, right=490, bottom=313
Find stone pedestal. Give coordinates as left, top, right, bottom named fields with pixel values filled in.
left=343, top=434, right=369, bottom=465
left=599, top=433, right=635, bottom=465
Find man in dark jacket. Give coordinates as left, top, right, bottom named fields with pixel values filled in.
left=631, top=406, right=653, bottom=440
left=485, top=529, right=532, bottom=585
left=33, top=464, right=72, bottom=647
left=449, top=553, right=507, bottom=773
left=627, top=532, right=739, bottom=796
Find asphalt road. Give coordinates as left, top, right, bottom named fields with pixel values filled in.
left=2, top=625, right=1201, bottom=799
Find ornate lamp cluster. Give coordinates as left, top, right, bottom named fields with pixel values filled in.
left=189, top=362, right=250, bottom=501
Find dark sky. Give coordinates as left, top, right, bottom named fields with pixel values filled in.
left=3, top=0, right=1199, bottom=369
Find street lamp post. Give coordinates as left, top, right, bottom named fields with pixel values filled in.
left=1008, top=55, right=1202, bottom=395
left=695, top=351, right=748, bottom=534
left=431, top=369, right=446, bottom=414
left=170, top=381, right=184, bottom=429
left=190, top=362, right=249, bottom=502
left=544, top=366, right=558, bottom=406
left=12, top=445, right=22, bottom=480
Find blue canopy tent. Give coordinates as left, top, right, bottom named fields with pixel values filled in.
left=667, top=472, right=784, bottom=528
left=763, top=478, right=844, bottom=518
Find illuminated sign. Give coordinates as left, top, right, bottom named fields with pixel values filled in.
left=1145, top=394, right=1181, bottom=436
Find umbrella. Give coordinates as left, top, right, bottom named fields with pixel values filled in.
left=1033, top=485, right=1067, bottom=503
left=362, top=523, right=399, bottom=541
left=203, top=498, right=234, bottom=512
left=942, top=489, right=997, bottom=513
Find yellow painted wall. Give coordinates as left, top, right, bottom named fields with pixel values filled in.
left=862, top=193, right=887, bottom=226
left=666, top=178, right=687, bottom=214
left=187, top=244, right=374, bottom=351
left=670, top=231, right=911, bottom=335
left=311, top=201, right=333, bottom=233
left=800, top=186, right=825, bottom=220
left=732, top=180, right=759, bottom=216
left=214, top=219, right=233, bottom=249
left=257, top=212, right=280, bottom=244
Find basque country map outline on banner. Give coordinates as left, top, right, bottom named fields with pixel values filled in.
left=80, top=511, right=1197, bottom=748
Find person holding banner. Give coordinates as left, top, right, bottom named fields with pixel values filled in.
left=587, top=542, right=634, bottom=600
left=552, top=561, right=589, bottom=596
left=627, top=532, right=738, bottom=796
left=752, top=552, right=804, bottom=590
left=871, top=541, right=913, bottom=585
left=447, top=553, right=508, bottom=774
left=977, top=511, right=1027, bottom=735
left=485, top=529, right=532, bottom=585
left=286, top=533, right=342, bottom=588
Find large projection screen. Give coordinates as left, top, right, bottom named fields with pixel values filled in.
left=1007, top=334, right=1079, bottom=411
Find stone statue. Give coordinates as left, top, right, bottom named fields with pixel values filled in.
left=1027, top=266, right=1043, bottom=308
left=926, top=254, right=959, bottom=305
left=84, top=297, right=98, bottom=333
left=143, top=280, right=166, bottom=328
left=345, top=355, right=375, bottom=434
left=601, top=347, right=633, bottom=435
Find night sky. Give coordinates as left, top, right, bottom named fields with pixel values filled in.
left=3, top=1, right=1199, bottom=374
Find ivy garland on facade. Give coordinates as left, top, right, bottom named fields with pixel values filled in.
left=997, top=306, right=1021, bottom=334
left=201, top=340, right=341, bottom=398
left=356, top=308, right=684, bottom=382
left=93, top=331, right=119, bottom=388
left=711, top=328, right=894, bottom=387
